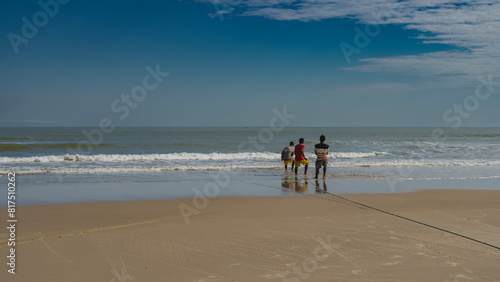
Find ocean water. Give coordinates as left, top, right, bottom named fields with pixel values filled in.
left=1, top=127, right=500, bottom=182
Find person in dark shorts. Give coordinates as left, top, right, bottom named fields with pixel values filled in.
left=281, top=141, right=295, bottom=172
left=294, top=138, right=308, bottom=175
left=314, top=135, right=329, bottom=179
left=315, top=179, right=327, bottom=193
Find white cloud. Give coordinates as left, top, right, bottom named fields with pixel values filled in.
left=199, top=0, right=500, bottom=84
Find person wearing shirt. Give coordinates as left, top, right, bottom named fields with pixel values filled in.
left=314, top=135, right=330, bottom=179
left=281, top=141, right=295, bottom=172
left=294, top=138, right=308, bottom=175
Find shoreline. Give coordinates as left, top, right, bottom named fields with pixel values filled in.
left=4, top=175, right=500, bottom=207
left=1, top=189, right=499, bottom=280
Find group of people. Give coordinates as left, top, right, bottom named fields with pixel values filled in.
left=280, top=135, right=330, bottom=179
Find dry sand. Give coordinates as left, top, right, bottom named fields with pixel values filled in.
left=1, top=189, right=500, bottom=281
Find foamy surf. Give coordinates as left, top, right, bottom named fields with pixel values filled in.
left=2, top=158, right=500, bottom=175
left=0, top=151, right=389, bottom=163
left=2, top=127, right=500, bottom=180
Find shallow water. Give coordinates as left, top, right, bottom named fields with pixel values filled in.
left=1, top=127, right=500, bottom=181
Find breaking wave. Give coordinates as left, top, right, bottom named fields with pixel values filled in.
left=0, top=151, right=389, bottom=163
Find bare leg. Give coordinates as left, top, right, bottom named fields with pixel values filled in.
left=315, top=179, right=321, bottom=193
left=304, top=163, right=308, bottom=174
left=323, top=166, right=327, bottom=179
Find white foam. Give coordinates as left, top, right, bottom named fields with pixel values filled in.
left=0, top=163, right=280, bottom=174
left=0, top=152, right=277, bottom=163
left=2, top=151, right=500, bottom=176
left=2, top=158, right=500, bottom=175
left=0, top=151, right=388, bottom=163
left=331, top=159, right=500, bottom=168
left=331, top=152, right=388, bottom=158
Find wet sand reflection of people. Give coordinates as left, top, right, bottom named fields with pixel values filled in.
left=315, top=179, right=327, bottom=193
left=281, top=175, right=293, bottom=191
left=294, top=175, right=308, bottom=192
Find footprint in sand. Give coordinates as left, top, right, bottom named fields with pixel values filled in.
left=446, top=262, right=458, bottom=267
left=382, top=255, right=402, bottom=266
left=389, top=236, right=401, bottom=240
left=415, top=243, right=424, bottom=248
left=351, top=270, right=362, bottom=275
left=194, top=275, right=220, bottom=282
left=444, top=274, right=473, bottom=281
left=262, top=273, right=286, bottom=279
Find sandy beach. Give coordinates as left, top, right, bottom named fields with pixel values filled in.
left=1, top=189, right=499, bottom=281
left=4, top=0, right=500, bottom=280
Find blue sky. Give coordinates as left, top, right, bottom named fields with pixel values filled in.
left=1, top=0, right=499, bottom=127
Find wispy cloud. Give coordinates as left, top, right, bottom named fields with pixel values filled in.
left=199, top=0, right=500, bottom=84
left=334, top=82, right=420, bottom=94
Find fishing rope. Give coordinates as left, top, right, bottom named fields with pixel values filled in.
left=251, top=179, right=500, bottom=251
left=305, top=180, right=500, bottom=251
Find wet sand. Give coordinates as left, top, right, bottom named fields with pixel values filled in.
left=1, top=189, right=499, bottom=281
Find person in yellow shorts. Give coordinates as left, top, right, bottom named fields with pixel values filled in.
left=281, top=141, right=295, bottom=172
left=294, top=138, right=308, bottom=175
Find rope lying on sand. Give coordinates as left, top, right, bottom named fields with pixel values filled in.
left=251, top=180, right=500, bottom=251
left=304, top=180, right=500, bottom=251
